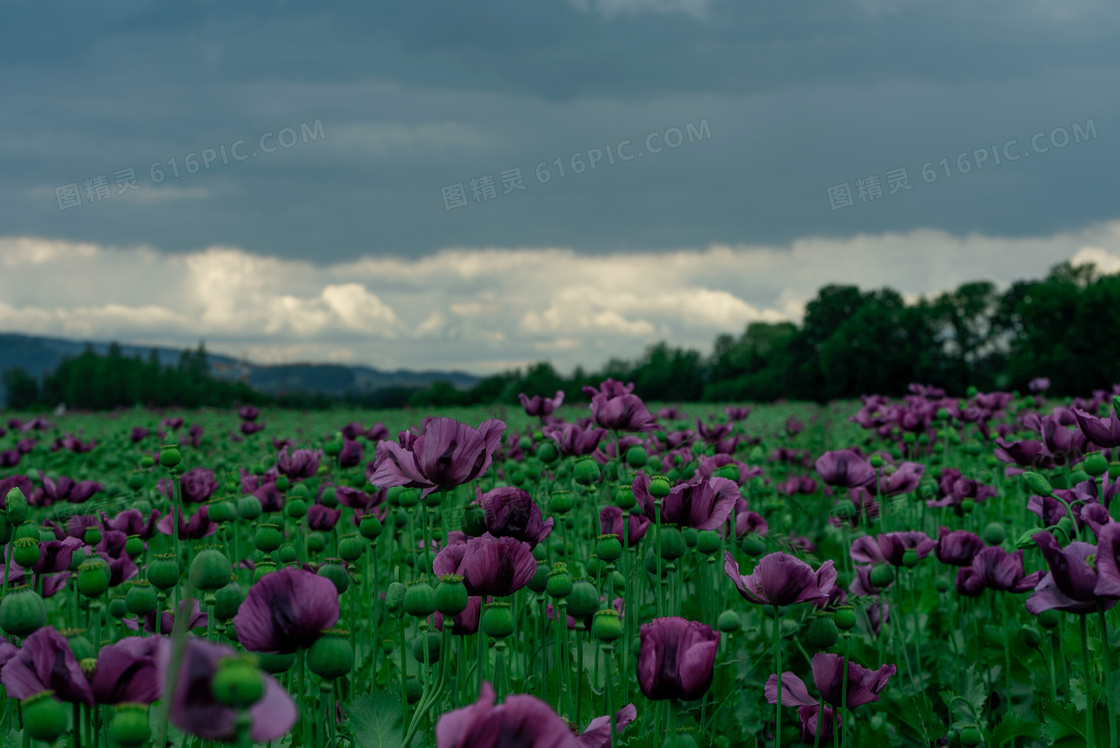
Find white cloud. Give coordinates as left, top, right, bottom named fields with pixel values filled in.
left=572, top=0, right=712, bottom=20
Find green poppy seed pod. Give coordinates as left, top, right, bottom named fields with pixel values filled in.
left=586, top=556, right=603, bottom=579
left=461, top=504, right=487, bottom=537
left=982, top=522, right=1006, bottom=546
left=592, top=609, right=623, bottom=642
left=869, top=564, right=895, bottom=588
left=338, top=534, right=365, bottom=562
left=139, top=456, right=155, bottom=470
left=288, top=483, right=310, bottom=502
left=546, top=565, right=573, bottom=598
left=285, top=498, right=308, bottom=520
left=612, top=486, right=636, bottom=511
left=1037, top=609, right=1061, bottom=629
left=398, top=489, right=420, bottom=508
left=435, top=576, right=469, bottom=616
left=935, top=577, right=950, bottom=594
left=696, top=530, right=721, bottom=555
left=109, top=595, right=128, bottom=619
left=254, top=524, right=283, bottom=553
left=124, top=535, right=145, bottom=558
left=81, top=658, right=97, bottom=679
left=510, top=471, right=527, bottom=487
left=404, top=580, right=436, bottom=618
left=158, top=445, right=182, bottom=469
left=1083, top=452, right=1108, bottom=478
left=84, top=526, right=103, bottom=546
left=649, top=475, right=672, bottom=499
left=123, top=580, right=156, bottom=617
left=214, top=577, right=244, bottom=622
left=78, top=559, right=111, bottom=598
left=531, top=543, right=548, bottom=562
left=0, top=586, right=47, bottom=637
left=323, top=439, right=343, bottom=457
left=14, top=523, right=39, bottom=542
left=716, top=610, right=740, bottom=633
left=411, top=630, right=443, bottom=665
left=658, top=525, right=687, bottom=561
left=834, top=606, right=856, bottom=631
left=252, top=560, right=276, bottom=583
left=274, top=475, right=291, bottom=492
left=236, top=495, right=263, bottom=521
left=308, top=631, right=355, bottom=679
left=682, top=528, right=698, bottom=548
left=626, top=446, right=648, bottom=469
left=66, top=633, right=95, bottom=662
left=712, top=465, right=739, bottom=483
left=869, top=454, right=884, bottom=469
left=278, top=544, right=298, bottom=564
left=190, top=547, right=233, bottom=591
left=549, top=490, right=573, bottom=514
left=405, top=676, right=423, bottom=704
left=574, top=457, right=601, bottom=486
left=146, top=554, right=180, bottom=590
left=526, top=564, right=551, bottom=597
left=4, top=487, right=28, bottom=524
left=109, top=704, right=151, bottom=747
left=481, top=603, right=514, bottom=639
left=22, top=692, right=68, bottom=743
left=960, top=498, right=975, bottom=514
left=318, top=559, right=350, bottom=595
left=958, top=725, right=982, bottom=747
left=359, top=514, right=384, bottom=541
left=902, top=548, right=919, bottom=569
left=596, top=534, right=623, bottom=563
left=538, top=442, right=559, bottom=463
left=319, top=487, right=338, bottom=509
left=567, top=579, right=600, bottom=619
left=1023, top=471, right=1052, bottom=497
left=13, top=537, right=41, bottom=568
left=212, top=656, right=265, bottom=708
left=207, top=500, right=237, bottom=524
left=257, top=652, right=296, bottom=674
left=807, top=614, right=839, bottom=649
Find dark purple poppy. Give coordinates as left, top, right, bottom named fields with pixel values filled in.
left=91, top=636, right=167, bottom=705
left=32, top=536, right=83, bottom=574
left=1025, top=531, right=1114, bottom=614
left=1030, top=377, right=1051, bottom=393
left=725, top=551, right=837, bottom=606
left=184, top=424, right=203, bottom=448
left=240, top=421, right=265, bottom=435
left=575, top=704, right=638, bottom=748
left=876, top=461, right=924, bottom=496
left=306, top=503, right=341, bottom=531
left=589, top=392, right=657, bottom=433
left=0, top=449, right=19, bottom=468
left=162, top=417, right=184, bottom=430
left=1072, top=407, right=1120, bottom=448
left=477, top=487, right=553, bottom=547
left=927, top=468, right=998, bottom=509
left=1095, top=523, right=1120, bottom=600
left=338, top=439, right=363, bottom=469
left=17, top=437, right=37, bottom=454
left=156, top=506, right=218, bottom=539
left=238, top=406, right=259, bottom=421
left=130, top=426, right=150, bottom=442
left=785, top=416, right=805, bottom=436
left=0, top=626, right=94, bottom=706
left=582, top=379, right=634, bottom=399
left=39, top=472, right=103, bottom=504
left=632, top=472, right=738, bottom=530
left=233, top=567, right=340, bottom=653
left=777, top=476, right=819, bottom=497
left=125, top=599, right=208, bottom=635
left=252, top=482, right=284, bottom=513
left=453, top=535, right=537, bottom=597
left=158, top=468, right=218, bottom=504
left=369, top=418, right=506, bottom=497
left=519, top=390, right=565, bottom=417
left=850, top=531, right=936, bottom=567
left=935, top=527, right=986, bottom=567
left=766, top=654, right=896, bottom=710
left=435, top=682, right=581, bottom=748
left=544, top=423, right=606, bottom=457
left=102, top=508, right=162, bottom=539
left=658, top=407, right=686, bottom=421
left=695, top=419, right=733, bottom=445
left=725, top=406, right=751, bottom=422
left=956, top=547, right=1043, bottom=597
left=695, top=454, right=762, bottom=487
left=815, top=450, right=876, bottom=489
left=366, top=422, right=389, bottom=441
left=434, top=595, right=482, bottom=636
left=637, top=616, right=720, bottom=701
left=276, top=447, right=322, bottom=480
left=340, top=422, right=365, bottom=440
left=168, top=637, right=296, bottom=743
left=0, top=475, right=32, bottom=509
left=65, top=514, right=100, bottom=540
left=600, top=505, right=651, bottom=546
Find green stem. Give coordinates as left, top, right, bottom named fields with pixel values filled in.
left=1080, top=613, right=1094, bottom=747
left=1098, top=602, right=1116, bottom=748
left=774, top=605, right=782, bottom=748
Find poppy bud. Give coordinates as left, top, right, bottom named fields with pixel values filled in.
left=13, top=537, right=40, bottom=568
left=214, top=577, right=244, bottom=621
left=208, top=500, right=237, bottom=524
left=159, top=445, right=182, bottom=469
left=567, top=579, right=600, bottom=619
left=538, top=442, right=559, bottom=463
left=279, top=544, right=299, bottom=563
left=404, top=580, right=436, bottom=618
left=385, top=581, right=407, bottom=618
left=1083, top=452, right=1108, bottom=477
left=935, top=577, right=950, bottom=593
left=254, top=524, right=283, bottom=553
left=236, top=495, right=262, bottom=521
left=257, top=652, right=296, bottom=674
left=318, top=559, right=350, bottom=595
left=109, top=704, right=151, bottom=747
left=528, top=562, right=551, bottom=594
left=869, top=454, right=883, bottom=469
left=127, top=472, right=146, bottom=492
left=834, top=605, right=856, bottom=631
left=982, top=522, right=1005, bottom=545
left=406, top=677, right=423, bottom=703
left=412, top=630, right=442, bottom=664
left=125, top=581, right=158, bottom=617
left=649, top=475, right=672, bottom=499
left=435, top=576, right=469, bottom=616
left=574, top=457, right=601, bottom=486
left=592, top=609, right=623, bottom=642
left=626, top=447, right=648, bottom=469
left=657, top=525, right=687, bottom=561
left=717, top=610, right=740, bottom=633
left=482, top=602, right=514, bottom=639
left=960, top=499, right=975, bottom=514
left=1015, top=530, right=1038, bottom=550
left=0, top=585, right=46, bottom=637
left=740, top=534, right=766, bottom=557
left=1022, top=471, right=1052, bottom=497
left=547, top=564, right=573, bottom=598
left=1037, top=609, right=1061, bottom=629
left=212, top=656, right=265, bottom=708
left=309, top=630, right=355, bottom=678
left=1056, top=516, right=1073, bottom=536
left=22, top=692, right=68, bottom=743
left=549, top=491, right=573, bottom=514
left=78, top=559, right=111, bottom=598
left=596, top=534, right=623, bottom=563
left=682, top=528, right=698, bottom=548
left=190, top=547, right=233, bottom=591
left=902, top=548, right=919, bottom=568
left=958, top=725, right=982, bottom=747
left=124, top=535, right=146, bottom=558
left=697, top=530, right=722, bottom=555
left=869, top=564, right=895, bottom=588
left=4, top=487, right=28, bottom=524
left=807, top=613, right=839, bottom=649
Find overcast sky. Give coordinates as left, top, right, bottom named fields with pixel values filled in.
left=2, top=0, right=1117, bottom=373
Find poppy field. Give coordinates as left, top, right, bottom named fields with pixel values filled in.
left=1, top=380, right=1119, bottom=748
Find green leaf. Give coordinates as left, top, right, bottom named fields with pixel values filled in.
left=988, top=713, right=1043, bottom=748
left=347, top=690, right=404, bottom=748
left=1, top=731, right=23, bottom=748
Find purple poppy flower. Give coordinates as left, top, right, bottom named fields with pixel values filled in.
left=766, top=654, right=896, bottom=711
left=1072, top=407, right=1120, bottom=448
left=0, top=449, right=20, bottom=467
left=338, top=439, right=363, bottom=469
left=575, top=704, right=637, bottom=748
left=91, top=636, right=168, bottom=705
left=519, top=390, right=565, bottom=418
left=731, top=497, right=769, bottom=538
left=365, top=422, right=389, bottom=441
left=725, top=406, right=751, bottom=422
left=926, top=468, right=998, bottom=509
left=102, top=508, right=162, bottom=539
left=438, top=534, right=537, bottom=598
left=252, top=483, right=284, bottom=513
left=238, top=406, right=259, bottom=421
left=476, top=487, right=553, bottom=547
left=814, top=450, right=876, bottom=489
left=935, top=528, right=985, bottom=567
left=0, top=626, right=94, bottom=706
left=0, top=475, right=32, bottom=509
left=168, top=637, right=296, bottom=743
left=632, top=472, right=738, bottom=530
left=850, top=531, right=936, bottom=567
left=39, top=473, right=103, bottom=504
left=875, top=462, right=924, bottom=496
left=306, top=503, right=341, bottom=531
left=1095, top=523, right=1120, bottom=600
left=785, top=416, right=805, bottom=436
left=16, top=437, right=37, bottom=454
left=695, top=419, right=733, bottom=445
left=589, top=392, right=657, bottom=433
left=369, top=418, right=506, bottom=497
left=1025, top=531, right=1115, bottom=614
left=233, top=567, right=340, bottom=653
left=158, top=468, right=218, bottom=504
left=240, top=421, right=265, bottom=435
left=658, top=407, right=686, bottom=421
left=157, top=506, right=217, bottom=539
left=434, top=596, right=482, bottom=636
left=724, top=551, right=837, bottom=606
left=1030, top=377, right=1051, bottom=393
left=184, top=424, right=203, bottom=448
left=276, top=447, right=322, bottom=480
left=777, top=476, right=819, bottom=497
left=582, top=379, right=634, bottom=399
left=435, top=682, right=581, bottom=748
left=124, top=599, right=208, bottom=635
left=130, top=427, right=150, bottom=442
left=695, top=454, right=762, bottom=487
left=637, top=617, right=720, bottom=701
left=65, top=514, right=100, bottom=540
left=591, top=435, right=643, bottom=465
left=956, top=547, right=1043, bottom=597
left=32, top=536, right=83, bottom=574
left=544, top=423, right=606, bottom=458
left=600, top=505, right=651, bottom=546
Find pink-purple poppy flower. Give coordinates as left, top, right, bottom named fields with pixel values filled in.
left=1030, top=377, right=1051, bottom=393
left=956, top=547, right=1043, bottom=597
left=238, top=405, right=259, bottom=421
left=0, top=626, right=94, bottom=706
left=369, top=418, right=506, bottom=497
left=240, top=421, right=265, bottom=435
left=588, top=392, right=657, bottom=433
left=37, top=472, right=103, bottom=504
left=815, top=450, right=876, bottom=489
left=695, top=454, right=762, bottom=487
left=433, top=534, right=537, bottom=598
left=575, top=703, right=638, bottom=748
left=306, top=503, right=341, bottom=531
left=519, top=390, right=565, bottom=417
left=1025, top=530, right=1116, bottom=614
left=0, top=475, right=32, bottom=509
left=637, top=616, right=720, bottom=701
left=476, top=486, right=553, bottom=547
left=435, top=682, right=580, bottom=748
left=338, top=439, right=363, bottom=469
left=233, top=567, right=340, bottom=653
left=1072, top=407, right=1120, bottom=448
left=631, top=472, right=738, bottom=531
left=766, top=654, right=896, bottom=710
left=130, top=426, right=150, bottom=442
left=935, top=527, right=985, bottom=567
left=0, top=450, right=20, bottom=467
left=434, top=596, right=482, bottom=636
left=582, top=379, right=634, bottom=399
left=156, top=506, right=218, bottom=539
left=102, top=508, right=162, bottom=539
left=600, top=505, right=651, bottom=546
left=159, top=468, right=219, bottom=504
left=725, top=406, right=751, bottom=422
left=276, top=447, right=322, bottom=480
left=777, top=476, right=819, bottom=497
left=724, top=551, right=836, bottom=606
left=91, top=636, right=168, bottom=705
left=544, top=423, right=605, bottom=457
left=850, top=531, right=936, bottom=567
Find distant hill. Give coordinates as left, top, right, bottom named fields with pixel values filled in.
left=0, top=332, right=479, bottom=405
